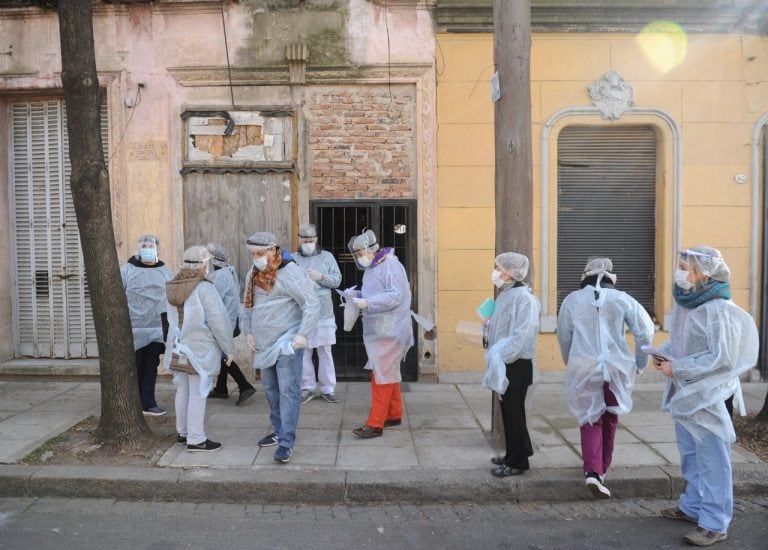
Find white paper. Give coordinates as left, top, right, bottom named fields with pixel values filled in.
left=640, top=345, right=671, bottom=361
left=410, top=311, right=435, bottom=331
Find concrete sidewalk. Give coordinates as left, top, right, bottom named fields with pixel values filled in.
left=0, top=371, right=766, bottom=504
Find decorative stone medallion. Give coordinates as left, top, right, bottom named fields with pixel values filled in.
left=588, top=71, right=634, bottom=120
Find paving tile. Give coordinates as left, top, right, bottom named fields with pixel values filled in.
left=0, top=438, right=40, bottom=464
left=294, top=428, right=340, bottom=446
left=407, top=414, right=478, bottom=430
left=610, top=443, right=669, bottom=466
left=416, top=444, right=495, bottom=469
left=625, top=425, right=678, bottom=443
left=647, top=442, right=680, bottom=464
left=297, top=414, right=343, bottom=430
left=285, top=445, right=337, bottom=467
left=530, top=427, right=568, bottom=446
left=337, top=445, right=418, bottom=469
left=530, top=445, right=583, bottom=468
left=339, top=429, right=413, bottom=447
left=167, top=445, right=258, bottom=468
left=206, top=413, right=272, bottom=429
left=412, top=428, right=489, bottom=447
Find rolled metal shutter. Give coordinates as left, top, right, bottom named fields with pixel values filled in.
left=10, top=99, right=107, bottom=358
left=556, top=125, right=656, bottom=316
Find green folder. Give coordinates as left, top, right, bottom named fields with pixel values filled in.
left=476, top=297, right=495, bottom=320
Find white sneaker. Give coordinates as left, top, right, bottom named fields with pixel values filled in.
left=585, top=475, right=611, bottom=499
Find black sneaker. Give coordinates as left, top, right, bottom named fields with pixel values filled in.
left=176, top=434, right=187, bottom=445
left=236, top=387, right=256, bottom=406
left=187, top=439, right=222, bottom=452
left=491, top=456, right=506, bottom=466
left=208, top=390, right=229, bottom=399
left=258, top=432, right=278, bottom=447
left=384, top=418, right=401, bottom=427
left=352, top=425, right=383, bottom=438
left=274, top=445, right=293, bottom=463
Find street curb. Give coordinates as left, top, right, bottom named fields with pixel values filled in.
left=2, top=464, right=767, bottom=504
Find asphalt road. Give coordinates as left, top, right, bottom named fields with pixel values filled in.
left=0, top=497, right=766, bottom=549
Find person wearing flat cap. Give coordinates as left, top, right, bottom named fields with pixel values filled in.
left=241, top=231, right=321, bottom=463
left=292, top=223, right=342, bottom=405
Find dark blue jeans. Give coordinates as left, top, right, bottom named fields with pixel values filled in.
left=135, top=341, right=164, bottom=410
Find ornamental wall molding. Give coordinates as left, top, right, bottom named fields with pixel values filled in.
left=587, top=71, right=634, bottom=120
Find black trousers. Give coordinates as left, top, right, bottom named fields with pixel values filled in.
left=499, top=358, right=534, bottom=470
left=214, top=357, right=253, bottom=393
left=135, top=341, right=164, bottom=410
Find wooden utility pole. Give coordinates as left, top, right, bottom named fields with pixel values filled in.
left=492, top=0, right=534, bottom=447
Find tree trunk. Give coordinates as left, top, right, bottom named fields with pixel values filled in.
left=57, top=0, right=151, bottom=446
left=492, top=0, right=534, bottom=448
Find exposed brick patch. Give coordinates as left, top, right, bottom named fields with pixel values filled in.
left=306, top=85, right=416, bottom=199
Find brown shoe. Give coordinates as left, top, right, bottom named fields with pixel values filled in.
left=660, top=507, right=698, bottom=524
left=352, top=425, right=383, bottom=438
left=384, top=418, right=401, bottom=427
left=684, top=527, right=727, bottom=547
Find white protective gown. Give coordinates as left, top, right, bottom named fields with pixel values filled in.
left=658, top=299, right=758, bottom=442
left=293, top=249, right=342, bottom=347
left=241, top=262, right=321, bottom=370
left=209, top=265, right=241, bottom=332
left=557, top=285, right=654, bottom=426
left=482, top=283, right=541, bottom=395
left=360, top=250, right=414, bottom=384
left=163, top=281, right=236, bottom=397
left=120, top=260, right=173, bottom=350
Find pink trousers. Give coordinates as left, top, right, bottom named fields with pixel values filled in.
left=580, top=382, right=619, bottom=475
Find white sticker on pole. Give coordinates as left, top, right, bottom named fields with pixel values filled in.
left=490, top=71, right=500, bottom=102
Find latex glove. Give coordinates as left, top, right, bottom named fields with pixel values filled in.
left=246, top=334, right=257, bottom=352
left=225, top=355, right=234, bottom=367
left=292, top=334, right=307, bottom=350
left=307, top=269, right=323, bottom=282
left=352, top=298, right=368, bottom=310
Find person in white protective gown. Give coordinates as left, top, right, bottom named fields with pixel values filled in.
left=206, top=242, right=257, bottom=406
left=242, top=231, right=320, bottom=464
left=482, top=252, right=540, bottom=478
left=557, top=257, right=654, bottom=499
left=349, top=230, right=414, bottom=439
left=292, top=224, right=342, bottom=404
left=120, top=234, right=173, bottom=416
left=654, top=246, right=758, bottom=547
left=163, top=246, right=235, bottom=453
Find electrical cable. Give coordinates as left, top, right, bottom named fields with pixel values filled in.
left=220, top=0, right=236, bottom=109
left=107, top=84, right=141, bottom=164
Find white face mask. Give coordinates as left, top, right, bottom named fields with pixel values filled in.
left=491, top=269, right=506, bottom=288
left=253, top=255, right=269, bottom=271
left=300, top=243, right=316, bottom=255
left=357, top=255, right=372, bottom=268
left=675, top=268, right=693, bottom=290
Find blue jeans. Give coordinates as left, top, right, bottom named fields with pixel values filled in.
left=260, top=349, right=303, bottom=449
left=676, top=422, right=733, bottom=533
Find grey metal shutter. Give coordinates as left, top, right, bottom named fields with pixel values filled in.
left=556, top=125, right=656, bottom=316
left=10, top=99, right=107, bottom=358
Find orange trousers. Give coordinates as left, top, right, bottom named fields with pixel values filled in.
left=365, top=372, right=402, bottom=429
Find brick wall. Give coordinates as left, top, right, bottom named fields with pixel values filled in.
left=306, top=85, right=416, bottom=199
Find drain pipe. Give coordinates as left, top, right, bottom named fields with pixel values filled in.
left=749, top=112, right=768, bottom=318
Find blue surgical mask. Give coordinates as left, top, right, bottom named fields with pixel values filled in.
left=139, top=248, right=157, bottom=263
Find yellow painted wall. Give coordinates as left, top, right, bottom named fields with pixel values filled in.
left=436, top=32, right=768, bottom=377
